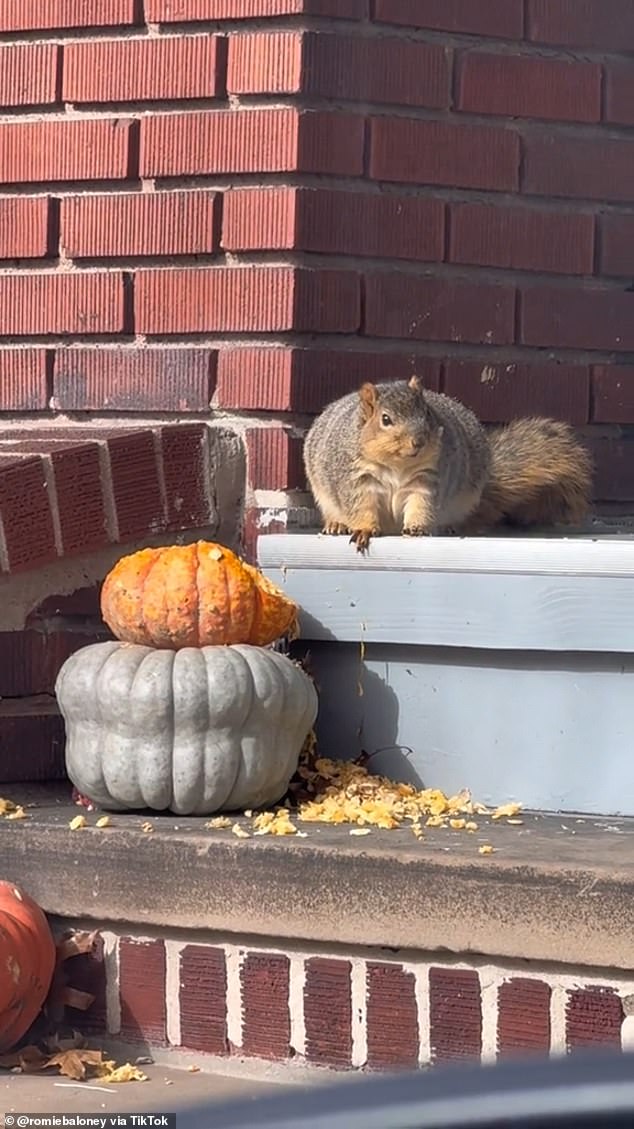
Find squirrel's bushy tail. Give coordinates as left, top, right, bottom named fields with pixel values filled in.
left=470, top=418, right=593, bottom=530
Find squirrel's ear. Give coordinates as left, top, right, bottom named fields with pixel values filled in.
left=359, top=382, right=377, bottom=419
left=408, top=375, right=423, bottom=392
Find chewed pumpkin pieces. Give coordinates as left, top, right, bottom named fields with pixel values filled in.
left=100, top=541, right=298, bottom=650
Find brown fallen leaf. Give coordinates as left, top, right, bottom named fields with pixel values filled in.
left=0, top=1046, right=147, bottom=1083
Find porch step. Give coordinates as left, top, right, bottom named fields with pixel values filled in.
left=1, top=782, right=634, bottom=1071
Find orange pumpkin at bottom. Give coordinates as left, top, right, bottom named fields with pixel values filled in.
left=100, top=540, right=298, bottom=650
left=0, top=881, right=57, bottom=1053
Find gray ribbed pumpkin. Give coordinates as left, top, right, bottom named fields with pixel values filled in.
left=55, top=641, right=318, bottom=815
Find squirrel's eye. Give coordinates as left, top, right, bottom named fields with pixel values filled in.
left=381, top=413, right=393, bottom=427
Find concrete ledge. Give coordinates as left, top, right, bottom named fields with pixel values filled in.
left=3, top=784, right=634, bottom=971
left=258, top=534, right=634, bottom=651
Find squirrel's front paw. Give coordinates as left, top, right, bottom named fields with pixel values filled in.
left=349, top=528, right=377, bottom=553
left=402, top=525, right=431, bottom=537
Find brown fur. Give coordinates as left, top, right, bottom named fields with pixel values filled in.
left=462, top=418, right=593, bottom=533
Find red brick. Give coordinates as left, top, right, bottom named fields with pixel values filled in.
left=429, top=967, right=482, bottom=1064
left=160, top=424, right=215, bottom=529
left=527, top=0, right=634, bottom=51
left=216, top=348, right=441, bottom=413
left=50, top=443, right=108, bottom=556
left=246, top=429, right=305, bottom=491
left=0, top=119, right=133, bottom=185
left=0, top=44, right=59, bottom=107
left=241, top=953, right=290, bottom=1059
left=242, top=505, right=287, bottom=562
left=53, top=348, right=215, bottom=412
left=228, top=31, right=448, bottom=109
left=61, top=191, right=218, bottom=259
left=497, top=979, right=551, bottom=1058
left=457, top=53, right=600, bottom=124
left=304, top=958, right=352, bottom=1067
left=0, top=456, right=57, bottom=572
left=0, top=273, right=124, bottom=337
left=370, top=117, right=519, bottom=191
left=592, top=366, right=634, bottom=424
left=0, top=0, right=138, bottom=30
left=449, top=203, right=594, bottom=276
left=135, top=267, right=360, bottom=335
left=520, top=287, right=634, bottom=352
left=0, top=198, right=51, bottom=261
left=107, top=431, right=164, bottom=542
left=0, top=703, right=65, bottom=782
left=374, top=0, right=523, bottom=36
left=365, top=274, right=514, bottom=346
left=523, top=135, right=634, bottom=204
left=179, top=945, right=227, bottom=1055
left=444, top=361, right=590, bottom=425
left=60, top=932, right=108, bottom=1035
left=64, top=36, right=221, bottom=104
left=0, top=630, right=91, bottom=697
left=605, top=66, right=634, bottom=127
left=598, top=215, right=634, bottom=278
left=146, top=0, right=367, bottom=17
left=0, top=350, right=50, bottom=410
left=223, top=187, right=444, bottom=263
left=366, top=963, right=419, bottom=1070
left=140, top=109, right=364, bottom=178
left=587, top=436, right=634, bottom=501
left=119, top=939, right=167, bottom=1045
left=566, top=987, right=623, bottom=1051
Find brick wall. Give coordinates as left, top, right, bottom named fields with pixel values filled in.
left=2, top=0, right=634, bottom=538
left=65, top=925, right=633, bottom=1068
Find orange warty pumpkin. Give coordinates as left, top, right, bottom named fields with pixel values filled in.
left=0, top=881, right=57, bottom=1053
left=100, top=541, right=298, bottom=650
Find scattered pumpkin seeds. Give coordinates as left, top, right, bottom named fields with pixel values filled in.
left=141, top=821, right=154, bottom=834
left=479, top=844, right=495, bottom=855
left=69, top=815, right=87, bottom=831
left=491, top=802, right=522, bottom=821
left=96, top=816, right=111, bottom=829
left=231, top=823, right=250, bottom=839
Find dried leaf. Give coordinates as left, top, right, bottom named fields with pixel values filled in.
left=56, top=930, right=99, bottom=963
left=59, top=988, right=95, bottom=1012
left=47, top=1049, right=104, bottom=1081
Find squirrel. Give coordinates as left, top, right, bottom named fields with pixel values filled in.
left=303, top=377, right=593, bottom=552
left=303, top=376, right=491, bottom=551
